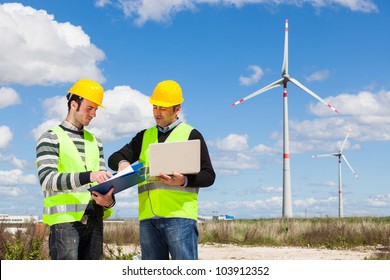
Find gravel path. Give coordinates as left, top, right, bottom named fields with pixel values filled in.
left=110, top=244, right=379, bottom=260
left=198, top=244, right=377, bottom=260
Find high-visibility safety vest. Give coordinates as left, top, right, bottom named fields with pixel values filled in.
left=138, top=123, right=199, bottom=221
left=42, top=126, right=113, bottom=226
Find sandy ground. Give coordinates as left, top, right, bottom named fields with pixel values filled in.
left=111, top=244, right=379, bottom=260
left=198, top=244, right=377, bottom=260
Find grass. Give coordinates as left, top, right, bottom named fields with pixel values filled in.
left=1, top=217, right=389, bottom=260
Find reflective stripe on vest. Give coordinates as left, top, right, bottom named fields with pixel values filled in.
left=42, top=126, right=112, bottom=225
left=138, top=123, right=199, bottom=221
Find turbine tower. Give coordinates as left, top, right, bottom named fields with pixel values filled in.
left=232, top=18, right=339, bottom=218
left=312, top=129, right=358, bottom=218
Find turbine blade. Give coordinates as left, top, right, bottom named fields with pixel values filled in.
left=312, top=153, right=338, bottom=158
left=341, top=154, right=358, bottom=179
left=282, top=18, right=288, bottom=76
left=289, top=77, right=340, bottom=114
left=340, top=128, right=352, bottom=153
left=231, top=78, right=284, bottom=106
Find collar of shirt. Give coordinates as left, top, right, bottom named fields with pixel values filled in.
left=62, top=120, right=83, bottom=131
left=157, top=119, right=181, bottom=133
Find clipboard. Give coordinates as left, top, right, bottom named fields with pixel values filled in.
left=88, top=162, right=145, bottom=195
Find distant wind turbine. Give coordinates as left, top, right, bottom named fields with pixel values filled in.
left=232, top=18, right=339, bottom=218
left=312, top=129, right=358, bottom=218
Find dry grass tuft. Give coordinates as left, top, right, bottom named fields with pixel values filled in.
left=1, top=217, right=389, bottom=259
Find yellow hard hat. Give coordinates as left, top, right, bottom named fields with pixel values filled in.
left=68, top=79, right=105, bottom=107
left=150, top=80, right=184, bottom=107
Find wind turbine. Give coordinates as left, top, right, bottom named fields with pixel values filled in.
left=312, top=129, right=358, bottom=218
left=232, top=18, right=339, bottom=218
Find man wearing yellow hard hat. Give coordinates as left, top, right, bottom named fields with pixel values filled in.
left=36, top=79, right=115, bottom=260
left=109, top=80, right=215, bottom=260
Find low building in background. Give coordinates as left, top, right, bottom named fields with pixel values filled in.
left=0, top=214, right=38, bottom=224
left=198, top=214, right=235, bottom=222
left=0, top=214, right=40, bottom=234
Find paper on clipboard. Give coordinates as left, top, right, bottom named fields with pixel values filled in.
left=88, top=162, right=145, bottom=195
left=106, top=165, right=134, bottom=181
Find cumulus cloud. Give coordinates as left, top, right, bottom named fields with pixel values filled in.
left=0, top=3, right=105, bottom=86
left=31, top=95, right=68, bottom=140
left=32, top=85, right=156, bottom=143
left=90, top=85, right=156, bottom=142
left=366, top=194, right=390, bottom=207
left=96, top=0, right=379, bottom=26
left=210, top=133, right=249, bottom=152
left=309, top=90, right=390, bottom=117
left=302, top=89, right=390, bottom=142
left=305, top=69, right=330, bottom=82
left=0, top=87, right=21, bottom=108
left=294, top=197, right=317, bottom=207
left=208, top=134, right=265, bottom=174
left=0, top=186, right=25, bottom=198
left=0, top=154, right=28, bottom=169
left=212, top=152, right=259, bottom=171
left=95, top=0, right=112, bottom=7
left=239, top=65, right=263, bottom=86
left=0, top=126, right=12, bottom=149
left=252, top=143, right=278, bottom=155
left=0, top=169, right=37, bottom=186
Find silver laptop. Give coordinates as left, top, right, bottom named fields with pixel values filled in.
left=148, top=139, right=201, bottom=177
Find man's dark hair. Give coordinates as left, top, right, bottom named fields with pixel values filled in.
left=66, top=93, right=83, bottom=111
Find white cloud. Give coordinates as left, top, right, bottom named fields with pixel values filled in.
left=95, top=0, right=112, bottom=8
left=89, top=85, right=156, bottom=142
left=0, top=3, right=105, bottom=86
left=31, top=95, right=67, bottom=140
left=209, top=134, right=262, bottom=174
left=294, top=197, right=317, bottom=207
left=260, top=186, right=282, bottom=193
left=0, top=169, right=37, bottom=186
left=239, top=65, right=264, bottom=86
left=212, top=152, right=259, bottom=170
left=0, top=126, right=12, bottom=149
left=0, top=154, right=28, bottom=169
left=99, top=0, right=379, bottom=25
left=200, top=196, right=282, bottom=216
left=309, top=90, right=390, bottom=116
left=211, top=133, right=249, bottom=151
left=305, top=69, right=330, bottom=82
left=301, top=89, right=390, bottom=142
left=0, top=186, right=25, bottom=198
left=366, top=194, right=390, bottom=207
left=252, top=143, right=278, bottom=155
left=116, top=0, right=197, bottom=26
left=0, top=87, right=21, bottom=108
left=307, top=0, right=378, bottom=12
left=32, top=85, right=156, bottom=143
left=310, top=181, right=338, bottom=188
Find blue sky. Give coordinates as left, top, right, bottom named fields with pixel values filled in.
left=0, top=0, right=389, bottom=219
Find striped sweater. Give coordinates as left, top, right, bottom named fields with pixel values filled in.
left=36, top=120, right=107, bottom=192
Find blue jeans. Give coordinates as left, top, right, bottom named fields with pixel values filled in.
left=48, top=214, right=103, bottom=260
left=140, top=218, right=198, bottom=260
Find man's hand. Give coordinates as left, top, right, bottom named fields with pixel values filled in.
left=118, top=161, right=131, bottom=172
left=156, top=171, right=185, bottom=186
left=90, top=170, right=112, bottom=184
left=91, top=187, right=115, bottom=208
